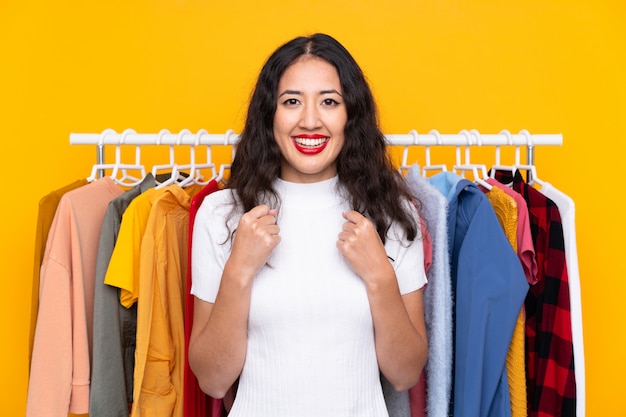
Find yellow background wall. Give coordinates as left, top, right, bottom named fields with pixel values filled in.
left=1, top=1, right=624, bottom=415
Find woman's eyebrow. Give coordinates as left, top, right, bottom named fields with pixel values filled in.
left=278, top=89, right=343, bottom=97
left=320, top=89, right=342, bottom=96
left=278, top=89, right=301, bottom=97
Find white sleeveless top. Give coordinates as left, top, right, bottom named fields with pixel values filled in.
left=191, top=176, right=426, bottom=417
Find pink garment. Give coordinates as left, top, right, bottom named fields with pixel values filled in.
left=408, top=216, right=431, bottom=417
left=27, top=177, right=124, bottom=417
left=486, top=178, right=538, bottom=285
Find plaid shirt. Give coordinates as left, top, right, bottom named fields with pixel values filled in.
left=494, top=170, right=576, bottom=417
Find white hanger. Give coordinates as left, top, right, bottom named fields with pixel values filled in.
left=86, top=128, right=146, bottom=186
left=168, top=129, right=197, bottom=188
left=111, top=129, right=146, bottom=186
left=397, top=130, right=419, bottom=176
left=87, top=128, right=115, bottom=182
left=452, top=129, right=492, bottom=190
left=215, top=129, right=235, bottom=184
left=514, top=129, right=545, bottom=187
left=191, top=128, right=218, bottom=186
left=152, top=129, right=184, bottom=188
left=178, top=129, right=217, bottom=187
left=489, top=129, right=518, bottom=180
left=421, top=129, right=448, bottom=177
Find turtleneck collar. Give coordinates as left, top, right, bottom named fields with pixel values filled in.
left=274, top=176, right=342, bottom=208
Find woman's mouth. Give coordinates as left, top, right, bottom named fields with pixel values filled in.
left=292, top=134, right=330, bottom=155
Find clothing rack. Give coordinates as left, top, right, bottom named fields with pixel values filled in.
left=70, top=129, right=562, bottom=147
left=69, top=129, right=563, bottom=180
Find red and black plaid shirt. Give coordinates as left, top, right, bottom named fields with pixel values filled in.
left=494, top=170, right=576, bottom=417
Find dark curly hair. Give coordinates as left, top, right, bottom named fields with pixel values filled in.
left=227, top=33, right=419, bottom=243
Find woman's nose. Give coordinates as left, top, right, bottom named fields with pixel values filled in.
left=299, top=104, right=322, bottom=129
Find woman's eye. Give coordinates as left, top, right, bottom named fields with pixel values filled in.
left=283, top=98, right=299, bottom=105
left=323, top=98, right=339, bottom=106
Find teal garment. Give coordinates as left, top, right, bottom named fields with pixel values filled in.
left=429, top=172, right=529, bottom=417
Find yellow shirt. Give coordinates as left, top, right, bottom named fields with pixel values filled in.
left=106, top=184, right=202, bottom=307
left=105, top=188, right=161, bottom=307
left=130, top=185, right=191, bottom=417
left=485, top=186, right=527, bottom=417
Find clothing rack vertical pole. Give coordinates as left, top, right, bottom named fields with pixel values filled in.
left=527, top=145, right=535, bottom=183
left=96, top=144, right=105, bottom=178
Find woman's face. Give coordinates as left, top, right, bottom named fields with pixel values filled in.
left=273, top=55, right=347, bottom=183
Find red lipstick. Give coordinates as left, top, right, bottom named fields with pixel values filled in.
left=292, top=134, right=330, bottom=155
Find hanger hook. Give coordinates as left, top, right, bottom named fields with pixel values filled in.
left=98, top=128, right=116, bottom=146
left=470, top=129, right=490, bottom=178
left=495, top=129, right=512, bottom=166
left=459, top=129, right=472, bottom=145
left=459, top=129, right=473, bottom=164
left=112, top=129, right=134, bottom=178
left=195, top=129, right=207, bottom=146
left=428, top=129, right=442, bottom=145
left=470, top=129, right=482, bottom=146
left=499, top=129, right=513, bottom=145
left=156, top=129, right=170, bottom=146
left=400, top=146, right=410, bottom=171
left=120, top=129, right=139, bottom=169
left=399, top=130, right=419, bottom=173
left=519, top=129, right=532, bottom=146
left=224, top=129, right=235, bottom=146
left=120, top=128, right=136, bottom=145
left=177, top=129, right=191, bottom=145
left=519, top=129, right=534, bottom=181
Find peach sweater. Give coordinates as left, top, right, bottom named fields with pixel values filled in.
left=27, top=177, right=124, bottom=417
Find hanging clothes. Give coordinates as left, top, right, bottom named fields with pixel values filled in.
left=539, top=182, right=584, bottom=417
left=130, top=184, right=196, bottom=417
left=27, top=177, right=125, bottom=417
left=481, top=185, right=527, bottom=417
left=90, top=174, right=157, bottom=417
left=405, top=167, right=453, bottom=417
left=492, top=170, right=576, bottom=417
left=29, top=178, right=88, bottom=372
left=405, top=215, right=433, bottom=417
left=98, top=185, right=162, bottom=413
left=428, top=171, right=528, bottom=417
left=25, top=131, right=579, bottom=417
left=484, top=177, right=541, bottom=417
left=105, top=188, right=160, bottom=308
left=381, top=212, right=433, bottom=417
left=184, top=179, right=224, bottom=417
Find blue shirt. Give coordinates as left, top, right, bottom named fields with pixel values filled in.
left=429, top=172, right=529, bottom=417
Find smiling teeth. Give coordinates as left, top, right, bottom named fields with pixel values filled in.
left=294, top=137, right=328, bottom=147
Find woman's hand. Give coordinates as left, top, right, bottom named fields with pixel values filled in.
left=337, top=210, right=427, bottom=391
left=336, top=210, right=393, bottom=286
left=189, top=204, right=280, bottom=398
left=228, top=204, right=281, bottom=281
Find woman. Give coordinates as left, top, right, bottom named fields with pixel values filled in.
left=189, top=33, right=427, bottom=416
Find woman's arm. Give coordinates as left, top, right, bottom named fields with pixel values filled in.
left=188, top=205, right=280, bottom=398
left=368, top=281, right=428, bottom=391
left=337, top=210, right=428, bottom=391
